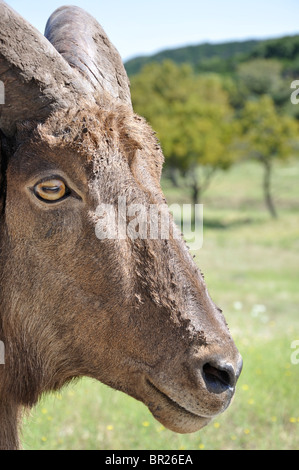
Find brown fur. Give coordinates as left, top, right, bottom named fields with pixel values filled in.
left=0, top=96, right=242, bottom=449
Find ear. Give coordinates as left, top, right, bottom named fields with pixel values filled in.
left=45, top=6, right=132, bottom=107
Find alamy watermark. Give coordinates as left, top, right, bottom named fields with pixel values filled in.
left=0, top=341, right=4, bottom=365
left=93, top=197, right=203, bottom=251
left=290, top=80, right=299, bottom=105
left=0, top=80, right=4, bottom=105
left=290, top=340, right=299, bottom=365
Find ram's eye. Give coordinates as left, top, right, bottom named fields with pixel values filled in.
left=34, top=179, right=69, bottom=202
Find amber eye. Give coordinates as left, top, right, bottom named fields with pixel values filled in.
left=34, top=179, right=69, bottom=202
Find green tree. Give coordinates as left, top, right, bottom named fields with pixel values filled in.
left=237, top=59, right=284, bottom=97
left=240, top=95, right=298, bottom=218
left=131, top=61, right=239, bottom=213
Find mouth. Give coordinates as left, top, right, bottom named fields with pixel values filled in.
left=145, top=379, right=211, bottom=433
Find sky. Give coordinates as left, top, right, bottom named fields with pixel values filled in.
left=4, top=0, right=299, bottom=61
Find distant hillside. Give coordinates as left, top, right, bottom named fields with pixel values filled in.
left=125, top=35, right=299, bottom=77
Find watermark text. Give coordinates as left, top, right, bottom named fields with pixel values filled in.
left=290, top=340, right=299, bottom=365
left=0, top=81, right=4, bottom=105
left=94, top=198, right=203, bottom=251
left=290, top=80, right=299, bottom=105
left=0, top=341, right=5, bottom=365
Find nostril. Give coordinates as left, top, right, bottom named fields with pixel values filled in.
left=203, top=363, right=231, bottom=386
left=202, top=362, right=235, bottom=394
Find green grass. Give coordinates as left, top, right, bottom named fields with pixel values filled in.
left=22, top=160, right=299, bottom=450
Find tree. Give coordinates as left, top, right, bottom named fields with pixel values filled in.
left=240, top=95, right=298, bottom=218
left=131, top=61, right=239, bottom=216
left=237, top=59, right=284, bottom=97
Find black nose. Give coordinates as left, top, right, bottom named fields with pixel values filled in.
left=202, top=357, right=242, bottom=394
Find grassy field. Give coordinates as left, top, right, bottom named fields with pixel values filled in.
left=22, top=160, right=299, bottom=450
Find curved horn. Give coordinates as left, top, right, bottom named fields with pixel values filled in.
left=0, top=1, right=94, bottom=137
left=45, top=6, right=132, bottom=106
